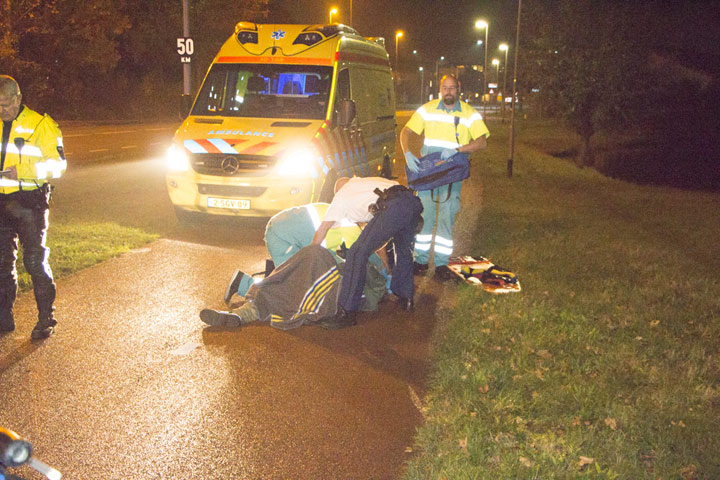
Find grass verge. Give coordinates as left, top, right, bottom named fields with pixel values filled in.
left=17, top=222, right=158, bottom=291
left=405, top=119, right=720, bottom=479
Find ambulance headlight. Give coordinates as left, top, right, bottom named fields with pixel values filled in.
left=167, top=144, right=190, bottom=172
left=275, top=147, right=317, bottom=177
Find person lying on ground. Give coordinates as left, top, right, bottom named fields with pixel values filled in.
left=201, top=244, right=388, bottom=331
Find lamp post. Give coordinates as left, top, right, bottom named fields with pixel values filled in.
left=434, top=55, right=444, bottom=97
left=329, top=7, right=338, bottom=24
left=394, top=31, right=403, bottom=69
left=508, top=0, right=522, bottom=178
left=475, top=20, right=489, bottom=118
left=492, top=58, right=500, bottom=84
left=499, top=43, right=509, bottom=121
left=419, top=66, right=424, bottom=104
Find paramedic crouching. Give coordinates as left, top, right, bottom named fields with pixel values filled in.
left=312, top=176, right=423, bottom=329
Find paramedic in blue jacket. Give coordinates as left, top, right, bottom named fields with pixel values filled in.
left=400, top=75, right=490, bottom=281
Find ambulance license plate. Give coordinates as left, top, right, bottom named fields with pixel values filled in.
left=207, top=197, right=250, bottom=210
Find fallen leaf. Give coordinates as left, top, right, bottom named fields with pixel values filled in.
left=458, top=437, right=468, bottom=454
left=572, top=417, right=581, bottom=426
left=578, top=456, right=594, bottom=469
left=479, top=384, right=489, bottom=394
left=604, top=417, right=617, bottom=430
left=404, top=446, right=413, bottom=453
left=519, top=457, right=533, bottom=467
left=537, top=349, right=553, bottom=359
left=650, top=320, right=660, bottom=327
left=532, top=391, right=539, bottom=398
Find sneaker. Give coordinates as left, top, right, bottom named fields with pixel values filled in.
left=199, top=309, right=244, bottom=328
left=433, top=265, right=458, bottom=283
left=413, top=262, right=428, bottom=276
left=31, top=317, right=57, bottom=339
left=224, top=269, right=245, bottom=305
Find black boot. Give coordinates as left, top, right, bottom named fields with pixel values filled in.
left=31, top=314, right=57, bottom=340
left=0, top=310, right=14, bottom=333
left=320, top=306, right=357, bottom=330
left=395, top=295, right=414, bottom=312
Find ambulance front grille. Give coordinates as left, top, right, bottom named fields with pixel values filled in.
left=190, top=153, right=276, bottom=177
left=197, top=184, right=268, bottom=198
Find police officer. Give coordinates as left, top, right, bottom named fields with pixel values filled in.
left=312, top=177, right=423, bottom=329
left=400, top=74, right=490, bottom=281
left=0, top=76, right=66, bottom=338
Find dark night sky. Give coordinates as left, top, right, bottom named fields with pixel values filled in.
left=266, top=0, right=720, bottom=73
left=267, top=0, right=519, bottom=68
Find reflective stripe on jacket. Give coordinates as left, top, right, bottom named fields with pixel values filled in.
left=0, top=106, right=66, bottom=194
left=405, top=100, right=490, bottom=154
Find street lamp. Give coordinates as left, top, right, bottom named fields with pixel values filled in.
left=418, top=66, right=424, bottom=104
left=499, top=43, right=509, bottom=121
left=492, top=58, right=500, bottom=84
left=475, top=19, right=489, bottom=117
left=329, top=7, right=338, bottom=24
left=435, top=55, right=444, bottom=96
left=394, top=31, right=404, bottom=69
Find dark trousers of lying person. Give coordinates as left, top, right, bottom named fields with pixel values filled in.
left=338, top=188, right=423, bottom=315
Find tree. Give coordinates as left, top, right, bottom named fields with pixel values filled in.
left=520, top=1, right=649, bottom=167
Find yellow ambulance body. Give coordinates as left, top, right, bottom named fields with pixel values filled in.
left=166, top=23, right=397, bottom=219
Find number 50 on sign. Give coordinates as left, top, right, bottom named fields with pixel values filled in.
left=177, top=37, right=194, bottom=56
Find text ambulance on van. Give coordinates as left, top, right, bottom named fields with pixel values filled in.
left=166, top=23, right=397, bottom=220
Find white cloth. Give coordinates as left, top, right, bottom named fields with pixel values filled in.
left=323, top=177, right=398, bottom=225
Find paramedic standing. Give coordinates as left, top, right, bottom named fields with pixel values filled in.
left=312, top=177, right=423, bottom=329
left=400, top=74, right=490, bottom=281
left=0, top=75, right=66, bottom=338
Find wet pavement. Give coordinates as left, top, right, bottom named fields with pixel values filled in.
left=0, top=239, right=439, bottom=479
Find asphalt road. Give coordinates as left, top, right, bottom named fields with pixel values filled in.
left=0, top=115, right=447, bottom=480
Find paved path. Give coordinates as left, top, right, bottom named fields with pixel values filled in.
left=1, top=239, right=438, bottom=479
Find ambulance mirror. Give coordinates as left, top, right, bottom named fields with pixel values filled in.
left=338, top=99, right=356, bottom=127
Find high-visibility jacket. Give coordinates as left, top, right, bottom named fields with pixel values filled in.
left=0, top=105, right=66, bottom=194
left=404, top=99, right=489, bottom=155
left=265, top=203, right=361, bottom=263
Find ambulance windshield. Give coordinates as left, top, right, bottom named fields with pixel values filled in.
left=192, top=64, right=332, bottom=120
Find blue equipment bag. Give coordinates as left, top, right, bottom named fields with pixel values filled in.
left=405, top=151, right=470, bottom=191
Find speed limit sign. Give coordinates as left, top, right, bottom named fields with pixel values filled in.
left=177, top=37, right=194, bottom=63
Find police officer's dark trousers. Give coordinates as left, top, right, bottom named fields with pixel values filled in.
left=338, top=190, right=422, bottom=312
left=0, top=192, right=56, bottom=326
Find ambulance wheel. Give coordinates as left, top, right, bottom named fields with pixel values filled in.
left=319, top=169, right=339, bottom=202
left=174, top=206, right=200, bottom=225
left=380, top=155, right=393, bottom=179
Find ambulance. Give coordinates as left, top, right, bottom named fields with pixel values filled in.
left=166, top=22, right=397, bottom=220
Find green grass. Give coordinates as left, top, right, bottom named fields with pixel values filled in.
left=17, top=222, right=158, bottom=291
left=405, top=119, right=720, bottom=479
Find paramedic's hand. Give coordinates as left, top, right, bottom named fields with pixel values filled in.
left=379, top=268, right=392, bottom=292
left=404, top=151, right=420, bottom=172
left=0, top=165, right=17, bottom=180
left=440, top=148, right=457, bottom=161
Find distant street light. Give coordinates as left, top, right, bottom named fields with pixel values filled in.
left=419, top=66, right=424, bottom=104
left=475, top=19, right=489, bottom=118
left=329, top=7, right=338, bottom=24
left=499, top=43, right=509, bottom=121
left=492, top=58, right=500, bottom=85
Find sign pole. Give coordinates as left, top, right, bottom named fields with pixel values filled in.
left=182, top=0, right=191, bottom=115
